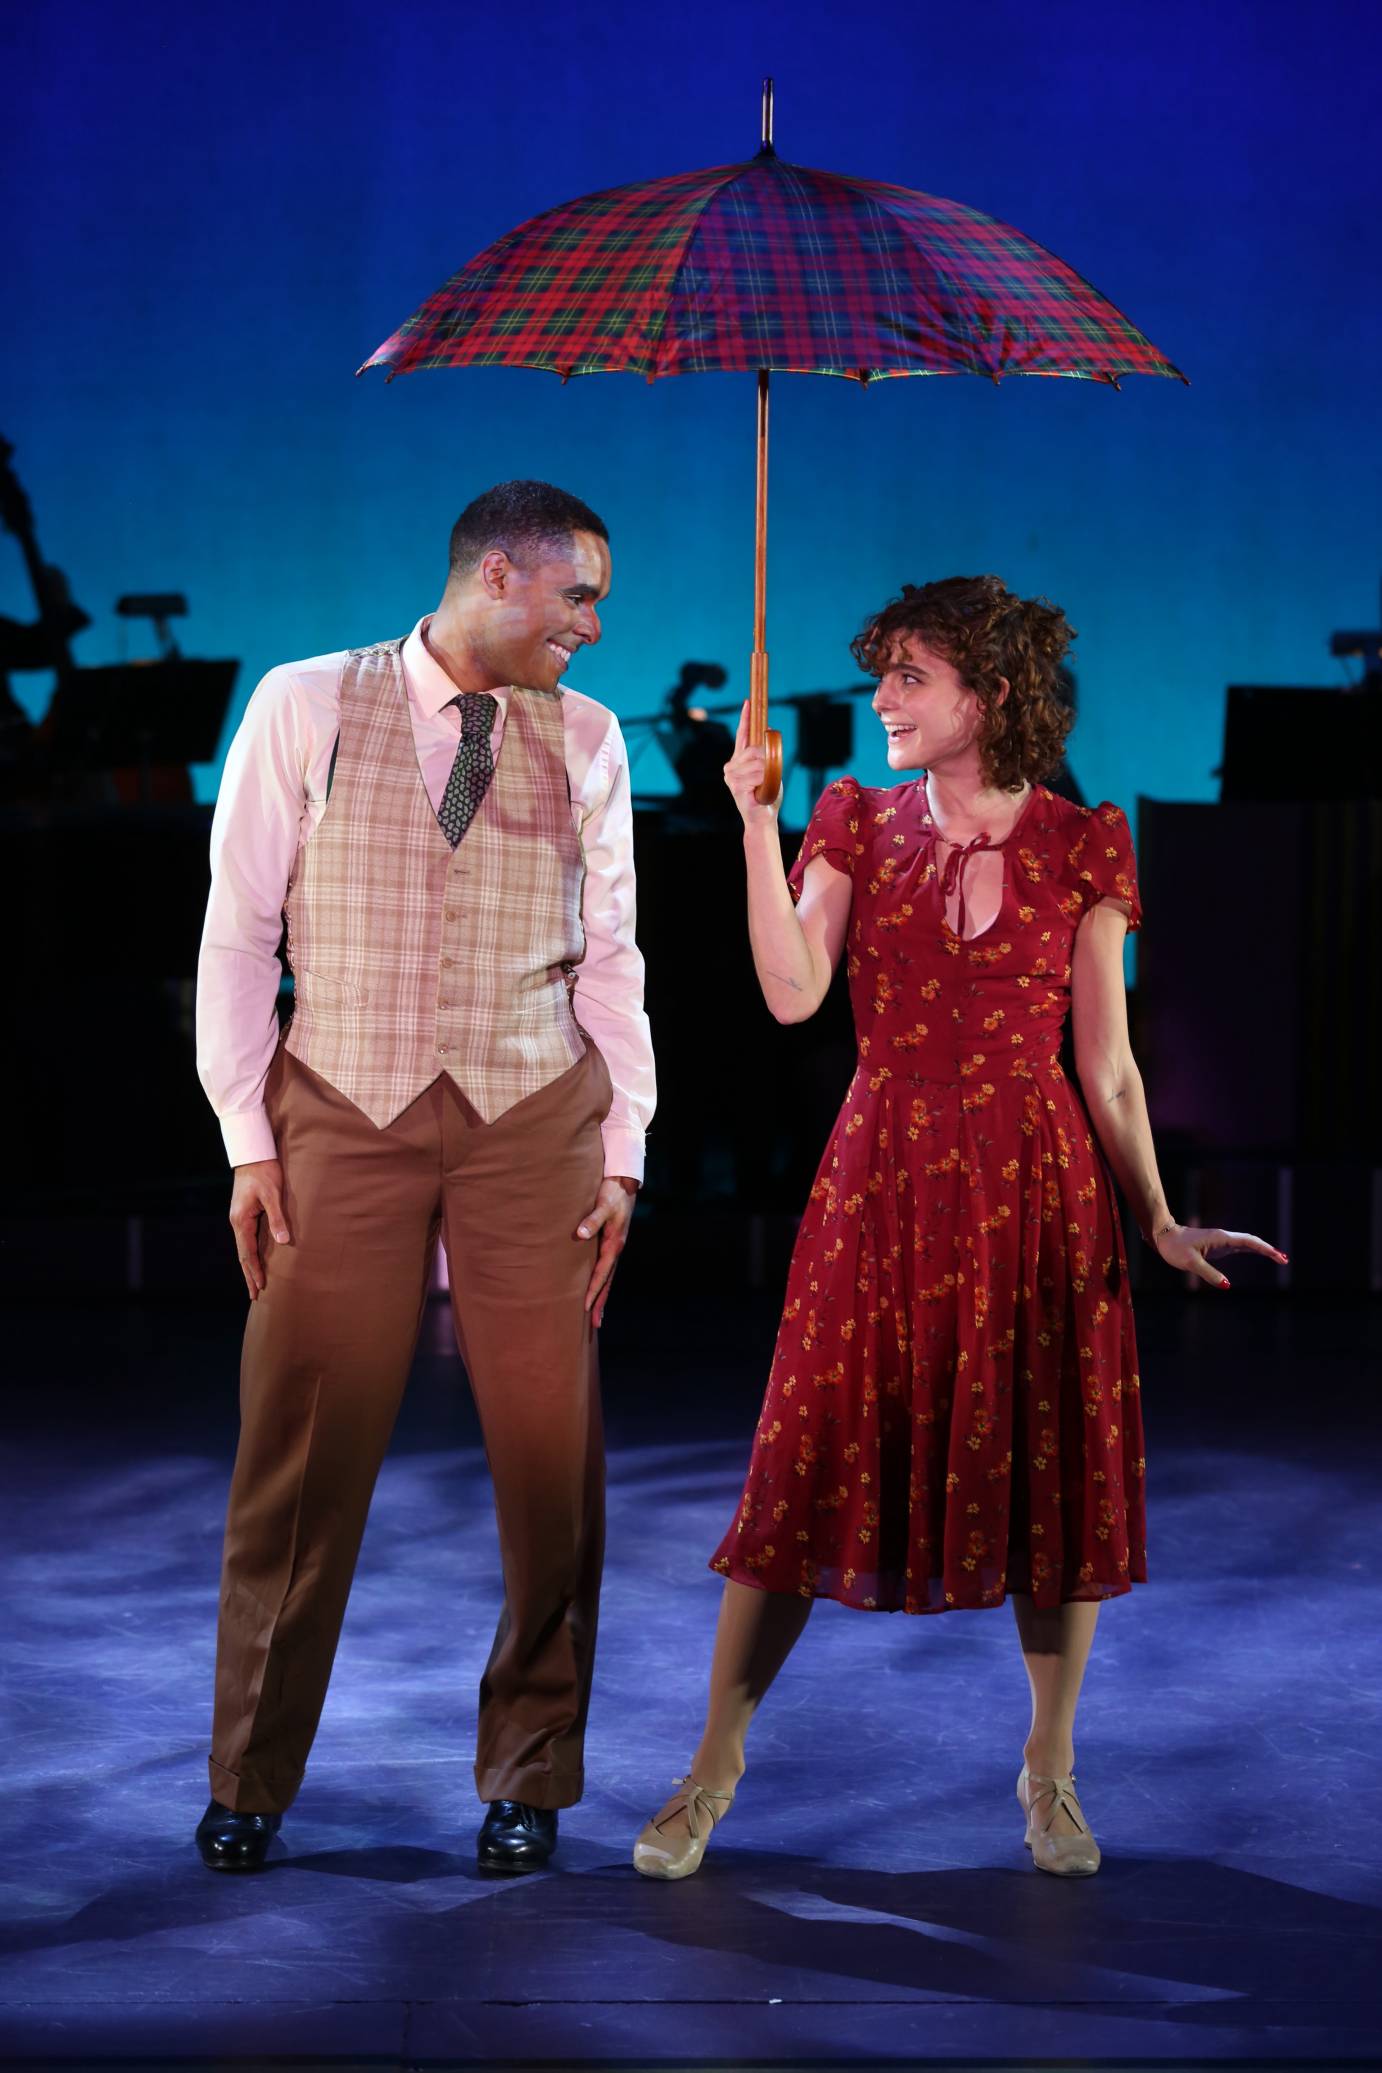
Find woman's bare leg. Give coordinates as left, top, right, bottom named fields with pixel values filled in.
left=1010, top=1593, right=1100, bottom=1833
left=692, top=1580, right=813, bottom=1786
left=647, top=1580, right=812, bottom=1840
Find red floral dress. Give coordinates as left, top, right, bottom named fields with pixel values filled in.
left=711, top=779, right=1147, bottom=1614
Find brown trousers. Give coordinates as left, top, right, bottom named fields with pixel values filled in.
left=209, top=1039, right=612, bottom=1815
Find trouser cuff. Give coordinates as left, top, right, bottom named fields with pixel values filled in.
left=209, top=1754, right=302, bottom=1816
left=474, top=1761, right=584, bottom=1811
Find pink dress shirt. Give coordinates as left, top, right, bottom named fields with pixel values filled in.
left=197, top=617, right=655, bottom=1179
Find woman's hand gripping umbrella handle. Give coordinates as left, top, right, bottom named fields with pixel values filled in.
left=749, top=652, right=783, bottom=806
left=749, top=367, right=783, bottom=805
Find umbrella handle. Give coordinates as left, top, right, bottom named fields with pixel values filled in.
left=757, top=730, right=784, bottom=807
left=749, top=652, right=783, bottom=804
left=748, top=368, right=782, bottom=805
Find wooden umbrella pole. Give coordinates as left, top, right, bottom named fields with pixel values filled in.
left=749, top=76, right=783, bottom=806
left=750, top=366, right=783, bottom=804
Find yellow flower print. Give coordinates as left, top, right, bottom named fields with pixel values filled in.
left=891, top=1021, right=931, bottom=1050
left=875, top=903, right=915, bottom=931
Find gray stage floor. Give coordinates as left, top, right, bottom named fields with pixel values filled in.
left=1, top=1288, right=1379, bottom=2068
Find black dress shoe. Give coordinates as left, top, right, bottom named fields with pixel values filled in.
left=476, top=1800, right=557, bottom=1874
left=195, top=1798, right=282, bottom=1872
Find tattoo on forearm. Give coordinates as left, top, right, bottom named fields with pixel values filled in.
left=766, top=970, right=803, bottom=991
left=1106, top=1087, right=1127, bottom=1103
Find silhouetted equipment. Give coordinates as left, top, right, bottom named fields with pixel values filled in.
left=1328, top=578, right=1382, bottom=667
left=45, top=660, right=238, bottom=806
left=624, top=661, right=739, bottom=825
left=664, top=660, right=736, bottom=819
left=793, top=693, right=853, bottom=798
left=0, top=435, right=90, bottom=686
left=1218, top=582, right=1382, bottom=803
left=1220, top=684, right=1382, bottom=801
left=630, top=673, right=872, bottom=820
left=0, top=437, right=240, bottom=806
left=117, top=592, right=187, bottom=660
left=672, top=661, right=729, bottom=699
left=1329, top=629, right=1382, bottom=661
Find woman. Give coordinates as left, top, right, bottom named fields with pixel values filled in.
left=633, top=575, right=1283, bottom=1881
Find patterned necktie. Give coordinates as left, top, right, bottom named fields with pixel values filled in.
left=437, top=692, right=497, bottom=847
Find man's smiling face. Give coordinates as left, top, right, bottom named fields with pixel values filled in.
left=483, top=529, right=611, bottom=691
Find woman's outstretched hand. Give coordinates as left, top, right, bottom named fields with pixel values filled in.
left=723, top=702, right=781, bottom=829
left=1153, top=1222, right=1288, bottom=1291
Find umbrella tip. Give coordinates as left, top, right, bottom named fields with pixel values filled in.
left=759, top=76, right=775, bottom=154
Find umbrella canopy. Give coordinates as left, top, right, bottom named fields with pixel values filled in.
left=360, top=148, right=1185, bottom=389
left=362, top=91, right=1184, bottom=803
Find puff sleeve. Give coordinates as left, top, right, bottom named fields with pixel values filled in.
left=786, top=777, right=865, bottom=905
left=1071, top=801, right=1142, bottom=932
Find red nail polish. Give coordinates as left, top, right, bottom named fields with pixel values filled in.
left=1219, top=1280, right=1231, bottom=1291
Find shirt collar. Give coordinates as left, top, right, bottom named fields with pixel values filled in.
left=403, top=616, right=512, bottom=720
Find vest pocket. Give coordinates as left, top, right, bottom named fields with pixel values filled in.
left=294, top=971, right=370, bottom=1007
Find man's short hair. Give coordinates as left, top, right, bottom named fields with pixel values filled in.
left=448, top=480, right=608, bottom=579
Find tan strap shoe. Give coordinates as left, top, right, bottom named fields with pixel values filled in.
left=1018, top=1766, right=1102, bottom=1877
left=633, top=1775, right=735, bottom=1882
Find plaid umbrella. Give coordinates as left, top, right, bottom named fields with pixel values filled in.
left=361, top=83, right=1184, bottom=797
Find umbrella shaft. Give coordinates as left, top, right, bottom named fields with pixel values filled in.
left=750, top=368, right=769, bottom=743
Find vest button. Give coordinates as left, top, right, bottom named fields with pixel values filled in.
left=438, top=999, right=450, bottom=1010
left=440, top=956, right=453, bottom=968
left=444, top=909, right=458, bottom=921
left=437, top=1043, right=449, bottom=1055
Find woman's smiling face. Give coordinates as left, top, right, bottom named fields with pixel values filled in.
left=871, top=634, right=984, bottom=773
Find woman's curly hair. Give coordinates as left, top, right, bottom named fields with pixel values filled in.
left=850, top=575, right=1076, bottom=790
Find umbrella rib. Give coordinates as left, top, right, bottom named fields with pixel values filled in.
left=860, top=178, right=1185, bottom=383
left=634, top=162, right=763, bottom=380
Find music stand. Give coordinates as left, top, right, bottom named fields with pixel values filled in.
left=45, top=660, right=239, bottom=802
left=1220, top=683, right=1381, bottom=802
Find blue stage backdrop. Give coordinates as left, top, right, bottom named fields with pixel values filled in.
left=4, top=0, right=1379, bottom=825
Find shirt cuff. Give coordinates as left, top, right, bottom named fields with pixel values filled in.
left=220, top=1107, right=279, bottom=1168
left=600, top=1120, right=645, bottom=1186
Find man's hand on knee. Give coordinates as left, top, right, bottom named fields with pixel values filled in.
left=230, top=1158, right=292, bottom=1301
left=576, top=1176, right=638, bottom=1330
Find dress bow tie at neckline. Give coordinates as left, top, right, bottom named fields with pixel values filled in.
left=938, top=831, right=994, bottom=942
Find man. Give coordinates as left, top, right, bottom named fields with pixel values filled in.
left=194, top=480, right=654, bottom=1874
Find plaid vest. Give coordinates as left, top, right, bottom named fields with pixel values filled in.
left=282, top=640, right=587, bottom=1128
